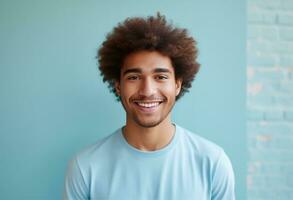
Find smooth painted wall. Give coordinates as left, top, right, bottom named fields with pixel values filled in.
left=0, top=0, right=246, bottom=199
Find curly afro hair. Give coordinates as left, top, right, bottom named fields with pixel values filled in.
left=97, top=13, right=200, bottom=101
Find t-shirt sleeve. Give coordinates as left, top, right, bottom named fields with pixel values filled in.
left=211, top=150, right=235, bottom=200
left=63, top=157, right=89, bottom=200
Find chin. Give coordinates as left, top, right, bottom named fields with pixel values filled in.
left=134, top=117, right=165, bottom=128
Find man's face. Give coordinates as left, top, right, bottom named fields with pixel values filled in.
left=115, top=51, right=182, bottom=128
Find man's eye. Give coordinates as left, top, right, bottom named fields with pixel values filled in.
left=156, top=75, right=168, bottom=80
left=127, top=76, right=139, bottom=80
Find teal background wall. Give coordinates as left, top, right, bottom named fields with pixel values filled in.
left=0, top=0, right=246, bottom=199
left=247, top=0, right=293, bottom=199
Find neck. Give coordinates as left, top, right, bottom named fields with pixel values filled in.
left=123, top=117, right=175, bottom=151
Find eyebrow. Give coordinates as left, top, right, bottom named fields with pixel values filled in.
left=123, top=68, right=142, bottom=76
left=122, top=67, right=171, bottom=76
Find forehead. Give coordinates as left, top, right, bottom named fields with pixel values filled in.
left=122, top=51, right=173, bottom=73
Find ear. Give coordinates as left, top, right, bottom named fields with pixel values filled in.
left=115, top=81, right=121, bottom=96
left=175, top=78, right=182, bottom=96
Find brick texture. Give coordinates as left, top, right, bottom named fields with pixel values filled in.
left=247, top=0, right=293, bottom=199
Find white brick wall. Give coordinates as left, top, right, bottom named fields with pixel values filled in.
left=247, top=0, right=293, bottom=199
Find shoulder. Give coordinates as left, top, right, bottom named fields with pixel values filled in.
left=64, top=129, right=121, bottom=199
left=176, top=125, right=235, bottom=199
left=74, top=128, right=121, bottom=167
left=176, top=124, right=224, bottom=161
left=176, top=124, right=234, bottom=180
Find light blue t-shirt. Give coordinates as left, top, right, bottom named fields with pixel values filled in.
left=64, top=125, right=235, bottom=200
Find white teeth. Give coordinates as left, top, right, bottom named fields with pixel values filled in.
left=137, top=102, right=160, bottom=108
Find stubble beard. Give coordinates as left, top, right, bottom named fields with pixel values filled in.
left=121, top=98, right=176, bottom=129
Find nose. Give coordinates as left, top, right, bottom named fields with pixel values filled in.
left=138, top=77, right=156, bottom=97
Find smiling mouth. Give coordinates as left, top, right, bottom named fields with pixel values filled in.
left=136, top=102, right=161, bottom=108
left=133, top=99, right=164, bottom=109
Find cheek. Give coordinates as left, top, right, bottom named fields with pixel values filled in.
left=120, top=83, right=137, bottom=97
left=161, top=84, right=178, bottom=97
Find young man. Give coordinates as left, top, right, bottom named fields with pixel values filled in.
left=64, top=14, right=235, bottom=200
